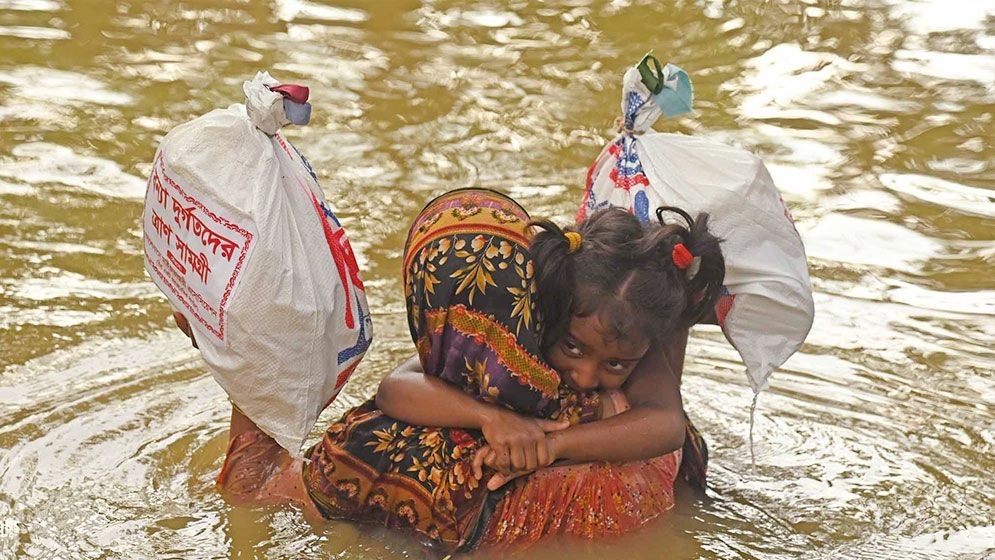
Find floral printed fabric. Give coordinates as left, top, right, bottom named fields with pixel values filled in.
left=303, top=400, right=489, bottom=546
left=302, top=189, right=598, bottom=550
left=403, top=188, right=564, bottom=417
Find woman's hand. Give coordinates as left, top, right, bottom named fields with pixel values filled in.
left=173, top=312, right=198, bottom=348
left=478, top=408, right=567, bottom=473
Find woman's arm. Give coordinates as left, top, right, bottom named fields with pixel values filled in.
left=375, top=356, right=492, bottom=428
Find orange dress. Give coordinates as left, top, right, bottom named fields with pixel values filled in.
left=477, top=390, right=699, bottom=551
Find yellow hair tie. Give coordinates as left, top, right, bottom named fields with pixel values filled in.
left=564, top=231, right=582, bottom=254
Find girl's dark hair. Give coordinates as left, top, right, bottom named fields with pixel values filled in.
left=641, top=207, right=726, bottom=329
left=530, top=206, right=725, bottom=351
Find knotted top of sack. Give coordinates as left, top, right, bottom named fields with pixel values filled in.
left=617, top=53, right=693, bottom=135
left=243, top=71, right=311, bottom=135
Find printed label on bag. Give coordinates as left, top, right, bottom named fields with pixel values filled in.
left=143, top=151, right=256, bottom=344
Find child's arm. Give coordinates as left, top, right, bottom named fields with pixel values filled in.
left=380, top=331, right=688, bottom=477
left=375, top=356, right=568, bottom=472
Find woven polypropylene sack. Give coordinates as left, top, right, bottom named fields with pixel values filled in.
left=142, top=72, right=372, bottom=453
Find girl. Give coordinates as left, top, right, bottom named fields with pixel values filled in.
left=202, top=187, right=724, bottom=552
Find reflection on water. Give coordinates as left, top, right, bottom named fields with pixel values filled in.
left=1, top=0, right=993, bottom=558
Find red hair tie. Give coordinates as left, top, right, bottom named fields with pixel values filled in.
left=672, top=243, right=694, bottom=269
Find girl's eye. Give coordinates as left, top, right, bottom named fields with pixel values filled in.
left=562, top=340, right=582, bottom=356
left=606, top=360, right=627, bottom=372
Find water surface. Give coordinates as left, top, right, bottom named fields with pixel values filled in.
left=1, top=0, right=993, bottom=558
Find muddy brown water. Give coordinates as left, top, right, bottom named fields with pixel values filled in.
left=1, top=0, right=993, bottom=558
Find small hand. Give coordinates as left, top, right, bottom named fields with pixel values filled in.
left=470, top=446, right=529, bottom=490
left=471, top=447, right=546, bottom=491
left=471, top=431, right=564, bottom=491
left=479, top=409, right=567, bottom=473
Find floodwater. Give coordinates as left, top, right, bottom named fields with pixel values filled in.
left=1, top=0, right=993, bottom=558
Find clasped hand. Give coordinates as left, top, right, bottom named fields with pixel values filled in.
left=471, top=408, right=568, bottom=490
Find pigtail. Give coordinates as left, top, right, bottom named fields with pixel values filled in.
left=529, top=219, right=577, bottom=351
left=681, top=213, right=725, bottom=327
left=651, top=207, right=726, bottom=329
left=634, top=214, right=690, bottom=335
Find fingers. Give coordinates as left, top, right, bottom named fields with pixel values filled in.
left=537, top=418, right=570, bottom=432
left=488, top=445, right=511, bottom=473
left=523, top=442, right=538, bottom=472
left=487, top=472, right=509, bottom=491
left=487, top=470, right=529, bottom=491
left=172, top=312, right=198, bottom=349
left=510, top=444, right=526, bottom=472
left=536, top=438, right=550, bottom=468
left=173, top=312, right=190, bottom=335
left=472, top=447, right=490, bottom=480
left=482, top=450, right=497, bottom=469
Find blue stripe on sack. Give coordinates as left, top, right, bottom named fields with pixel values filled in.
left=634, top=190, right=650, bottom=223
left=337, top=293, right=373, bottom=365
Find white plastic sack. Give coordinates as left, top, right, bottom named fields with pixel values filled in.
left=578, top=64, right=814, bottom=393
left=142, top=71, right=372, bottom=454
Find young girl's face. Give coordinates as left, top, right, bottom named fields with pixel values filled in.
left=546, top=312, right=650, bottom=392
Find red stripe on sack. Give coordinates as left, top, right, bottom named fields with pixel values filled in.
left=307, top=189, right=356, bottom=329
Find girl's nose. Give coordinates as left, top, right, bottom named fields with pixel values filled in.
left=571, top=364, right=599, bottom=391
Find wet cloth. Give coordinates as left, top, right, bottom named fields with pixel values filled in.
left=216, top=425, right=317, bottom=516
left=401, top=188, right=567, bottom=417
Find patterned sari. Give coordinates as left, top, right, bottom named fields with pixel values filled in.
left=300, top=188, right=706, bottom=552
